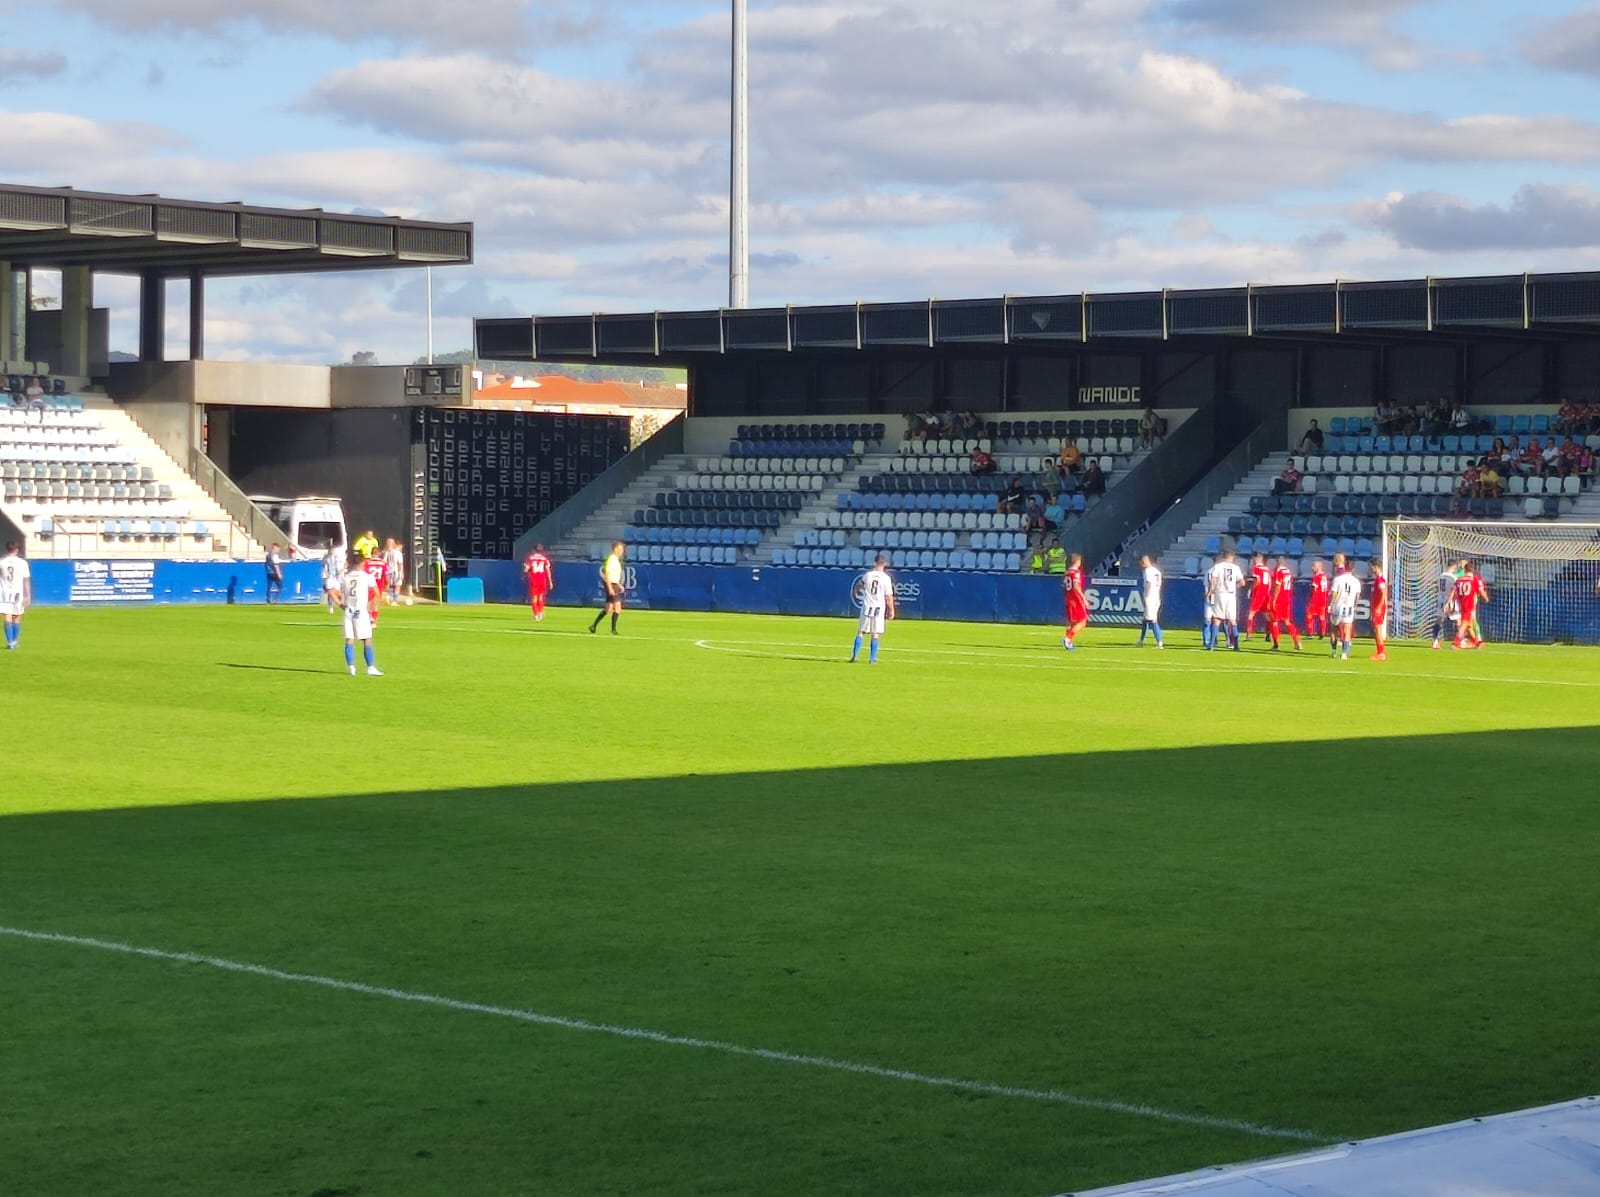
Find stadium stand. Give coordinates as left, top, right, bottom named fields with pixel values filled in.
left=1158, top=409, right=1600, bottom=579
left=0, top=392, right=265, bottom=560
left=552, top=413, right=1169, bottom=572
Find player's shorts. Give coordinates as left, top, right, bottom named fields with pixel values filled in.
left=1331, top=603, right=1355, bottom=626
left=1065, top=595, right=1088, bottom=624
left=1143, top=597, right=1161, bottom=622
left=1214, top=598, right=1239, bottom=624
left=528, top=582, right=550, bottom=597
left=1371, top=604, right=1388, bottom=625
left=1455, top=603, right=1476, bottom=624
left=0, top=600, right=22, bottom=618
left=343, top=611, right=374, bottom=641
left=858, top=608, right=886, bottom=636
left=1250, top=594, right=1272, bottom=613
left=1271, top=602, right=1293, bottom=623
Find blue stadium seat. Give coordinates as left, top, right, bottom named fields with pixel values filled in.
left=1329, top=417, right=1347, bottom=435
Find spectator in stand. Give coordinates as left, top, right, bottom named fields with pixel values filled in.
left=1578, top=442, right=1596, bottom=475
left=1478, top=459, right=1504, bottom=498
left=1374, top=400, right=1398, bottom=433
left=1040, top=456, right=1062, bottom=495
left=1024, top=496, right=1051, bottom=538
left=1557, top=437, right=1581, bottom=478
left=1489, top=437, right=1510, bottom=468
left=1043, top=493, right=1065, bottom=531
left=958, top=410, right=983, bottom=437
left=23, top=375, right=44, bottom=404
left=969, top=446, right=997, bottom=476
left=1298, top=419, right=1324, bottom=454
left=997, top=476, right=1025, bottom=514
left=1456, top=459, right=1481, bottom=497
left=1272, top=461, right=1302, bottom=496
left=1082, top=459, right=1106, bottom=497
left=1058, top=437, right=1083, bottom=474
left=1044, top=537, right=1066, bottom=574
left=1449, top=403, right=1474, bottom=434
left=1517, top=439, right=1544, bottom=477
left=1423, top=397, right=1451, bottom=437
left=1556, top=401, right=1584, bottom=435
left=1542, top=438, right=1562, bottom=475
left=1139, top=406, right=1162, bottom=449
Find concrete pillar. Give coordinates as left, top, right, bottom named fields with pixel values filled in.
left=139, top=271, right=165, bottom=363
left=189, top=269, right=205, bottom=361
left=59, top=266, right=92, bottom=378
left=0, top=261, right=11, bottom=367
left=6, top=266, right=23, bottom=364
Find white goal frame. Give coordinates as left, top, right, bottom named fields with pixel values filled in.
left=1381, top=519, right=1600, bottom=645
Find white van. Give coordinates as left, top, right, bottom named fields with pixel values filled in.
left=249, top=495, right=348, bottom=560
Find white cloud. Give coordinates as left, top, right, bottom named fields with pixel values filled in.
left=1162, top=0, right=1433, bottom=69
left=1520, top=4, right=1600, bottom=78
left=1356, top=183, right=1600, bottom=252
left=18, top=0, right=535, bottom=53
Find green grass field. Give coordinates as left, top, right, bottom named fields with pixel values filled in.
left=3, top=602, right=1599, bottom=1196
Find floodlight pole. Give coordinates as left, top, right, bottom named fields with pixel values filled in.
left=729, top=0, right=750, bottom=309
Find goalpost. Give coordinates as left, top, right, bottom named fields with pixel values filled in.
left=1382, top=520, right=1600, bottom=645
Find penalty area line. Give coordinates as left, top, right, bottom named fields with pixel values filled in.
left=0, top=924, right=1324, bottom=1145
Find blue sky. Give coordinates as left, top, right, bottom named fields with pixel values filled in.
left=5, top=0, right=1600, bottom=363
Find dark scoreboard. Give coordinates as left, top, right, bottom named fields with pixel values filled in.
left=411, top=407, right=628, bottom=564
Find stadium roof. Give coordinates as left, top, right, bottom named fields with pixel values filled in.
left=476, top=271, right=1600, bottom=362
left=0, top=183, right=471, bottom=278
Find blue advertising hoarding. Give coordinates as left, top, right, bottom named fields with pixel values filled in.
left=28, top=559, right=324, bottom=606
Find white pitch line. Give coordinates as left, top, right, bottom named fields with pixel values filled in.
left=1, top=924, right=1323, bottom=1145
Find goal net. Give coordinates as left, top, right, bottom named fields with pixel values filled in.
left=1382, top=520, right=1600, bottom=645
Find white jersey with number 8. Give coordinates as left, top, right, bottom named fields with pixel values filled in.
left=858, top=568, right=892, bottom=635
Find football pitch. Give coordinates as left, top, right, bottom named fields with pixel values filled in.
left=4, top=603, right=1599, bottom=1196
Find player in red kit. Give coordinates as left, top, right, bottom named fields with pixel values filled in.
left=1268, top=556, right=1301, bottom=651
left=1305, top=558, right=1330, bottom=638
left=1062, top=553, right=1089, bottom=651
left=522, top=543, right=554, bottom=621
left=1452, top=562, right=1488, bottom=649
left=361, top=548, right=388, bottom=624
left=1244, top=553, right=1273, bottom=639
left=1368, top=558, right=1389, bottom=660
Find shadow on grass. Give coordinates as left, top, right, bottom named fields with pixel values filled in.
left=2, top=727, right=1599, bottom=1197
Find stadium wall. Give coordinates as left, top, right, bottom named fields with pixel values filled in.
left=26, top=559, right=323, bottom=605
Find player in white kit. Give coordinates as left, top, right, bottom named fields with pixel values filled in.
left=1328, top=554, right=1362, bottom=660
left=0, top=541, right=31, bottom=650
left=850, top=555, right=897, bottom=664
left=1136, top=553, right=1164, bottom=648
left=340, top=554, right=383, bottom=676
left=1205, top=551, right=1244, bottom=651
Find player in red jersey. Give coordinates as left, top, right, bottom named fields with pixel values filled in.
left=1304, top=558, right=1330, bottom=638
left=1062, top=553, right=1089, bottom=651
left=1368, top=558, right=1389, bottom=660
left=1452, top=561, right=1489, bottom=649
left=360, top=548, right=388, bottom=625
left=522, top=543, right=554, bottom=621
left=1244, top=553, right=1273, bottom=639
left=1267, top=556, right=1301, bottom=651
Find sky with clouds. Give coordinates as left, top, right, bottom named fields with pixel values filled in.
left=6, top=0, right=1600, bottom=363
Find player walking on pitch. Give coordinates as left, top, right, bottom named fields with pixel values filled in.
left=1304, top=559, right=1330, bottom=639
left=523, top=544, right=554, bottom=621
left=1244, top=553, right=1272, bottom=640
left=321, top=541, right=345, bottom=614
left=1062, top=552, right=1089, bottom=651
left=1368, top=558, right=1390, bottom=661
left=1431, top=559, right=1465, bottom=650
left=851, top=554, right=896, bottom=663
left=1268, top=556, right=1302, bottom=651
left=340, top=553, right=383, bottom=676
left=0, top=541, right=32, bottom=650
left=1135, top=553, right=1164, bottom=648
left=1328, top=555, right=1361, bottom=660
left=1452, top=561, right=1489, bottom=649
left=1206, top=550, right=1244, bottom=651
left=589, top=541, right=626, bottom=635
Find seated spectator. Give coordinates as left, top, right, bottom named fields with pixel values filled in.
left=997, top=476, right=1025, bottom=514
left=1542, top=438, right=1562, bottom=474
left=1449, top=403, right=1473, bottom=433
left=1030, top=542, right=1047, bottom=573
left=1374, top=400, right=1398, bottom=433
left=1557, top=437, right=1582, bottom=477
left=958, top=410, right=983, bottom=437
left=1024, top=496, right=1052, bottom=537
left=1578, top=443, right=1595, bottom=475
left=1043, top=494, right=1065, bottom=529
left=1489, top=436, right=1509, bottom=466
left=1556, top=401, right=1584, bottom=435
left=1058, top=437, right=1083, bottom=474
left=1456, top=460, right=1481, bottom=497
left=1478, top=461, right=1504, bottom=497
left=1138, top=406, right=1162, bottom=449
left=969, top=447, right=997, bottom=476
left=22, top=375, right=45, bottom=406
left=1271, top=462, right=1301, bottom=496
left=1040, top=456, right=1062, bottom=493
left=1517, top=439, right=1544, bottom=476
left=1081, top=459, right=1106, bottom=497
left=1424, top=397, right=1451, bottom=437
left=1297, top=419, right=1324, bottom=454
